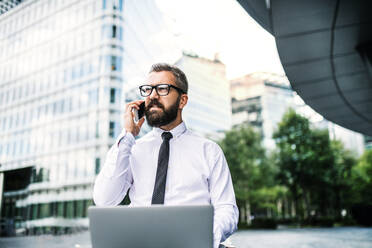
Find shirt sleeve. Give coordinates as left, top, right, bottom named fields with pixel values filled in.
left=93, top=129, right=135, bottom=206
left=208, top=143, right=239, bottom=248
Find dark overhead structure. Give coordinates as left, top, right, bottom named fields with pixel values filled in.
left=238, top=0, right=372, bottom=136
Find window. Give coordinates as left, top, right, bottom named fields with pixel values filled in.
left=109, top=56, right=122, bottom=71
left=88, top=88, right=98, bottom=105
left=110, top=88, right=115, bottom=103
left=32, top=204, right=40, bottom=220
left=66, top=201, right=74, bottom=218
left=60, top=99, right=65, bottom=113
left=8, top=115, right=13, bottom=129
left=96, top=121, right=99, bottom=138
left=50, top=202, right=57, bottom=217
left=53, top=102, right=57, bottom=115
left=83, top=200, right=93, bottom=217
left=76, top=200, right=84, bottom=218
left=113, top=0, right=123, bottom=11
left=67, top=129, right=71, bottom=144
left=118, top=27, right=123, bottom=40
left=95, top=157, right=100, bottom=174
left=40, top=203, right=50, bottom=218
left=109, top=121, right=115, bottom=138
left=57, top=202, right=64, bottom=217
left=19, top=140, right=24, bottom=155
left=112, top=25, right=117, bottom=38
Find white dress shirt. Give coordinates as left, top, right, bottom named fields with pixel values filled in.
left=93, top=122, right=238, bottom=248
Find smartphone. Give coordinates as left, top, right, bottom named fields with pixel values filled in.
left=133, top=102, right=145, bottom=122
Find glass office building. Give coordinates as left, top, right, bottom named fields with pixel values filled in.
left=231, top=72, right=365, bottom=154
left=0, top=0, right=180, bottom=235
left=177, top=54, right=231, bottom=139
left=295, top=97, right=365, bottom=156
left=0, top=0, right=24, bottom=15
left=230, top=72, right=295, bottom=150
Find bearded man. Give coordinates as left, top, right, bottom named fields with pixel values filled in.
left=93, top=63, right=238, bottom=248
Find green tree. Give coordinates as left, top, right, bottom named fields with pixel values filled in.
left=328, top=140, right=356, bottom=218
left=273, top=109, right=314, bottom=219
left=349, top=149, right=372, bottom=225
left=273, top=109, right=341, bottom=219
left=351, top=149, right=372, bottom=205
left=219, top=124, right=281, bottom=224
left=219, top=124, right=264, bottom=223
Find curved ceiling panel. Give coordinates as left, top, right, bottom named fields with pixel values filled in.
left=237, top=0, right=372, bottom=136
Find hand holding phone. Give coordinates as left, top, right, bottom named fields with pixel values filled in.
left=133, top=102, right=145, bottom=122
left=124, top=100, right=145, bottom=137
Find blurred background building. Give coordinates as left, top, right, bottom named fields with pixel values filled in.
left=296, top=97, right=366, bottom=156
left=177, top=53, right=231, bottom=139
left=365, top=136, right=372, bottom=150
left=0, top=0, right=179, bottom=235
left=0, top=0, right=24, bottom=15
left=230, top=72, right=295, bottom=150
left=0, top=0, right=129, bottom=235
left=230, top=72, right=366, bottom=155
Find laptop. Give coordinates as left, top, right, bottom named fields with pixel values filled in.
left=88, top=205, right=213, bottom=248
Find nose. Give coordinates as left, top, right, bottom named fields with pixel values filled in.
left=149, top=87, right=159, bottom=99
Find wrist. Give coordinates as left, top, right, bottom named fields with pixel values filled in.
left=124, top=128, right=135, bottom=136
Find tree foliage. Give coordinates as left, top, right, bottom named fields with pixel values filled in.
left=351, top=149, right=372, bottom=205
left=219, top=124, right=265, bottom=202
left=220, top=108, right=369, bottom=226
left=273, top=108, right=359, bottom=220
left=219, top=124, right=282, bottom=221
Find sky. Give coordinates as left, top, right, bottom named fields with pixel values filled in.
left=156, top=0, right=285, bottom=79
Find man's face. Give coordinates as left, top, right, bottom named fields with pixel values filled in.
left=144, top=71, right=182, bottom=127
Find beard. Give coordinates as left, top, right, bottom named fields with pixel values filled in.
left=145, top=96, right=180, bottom=127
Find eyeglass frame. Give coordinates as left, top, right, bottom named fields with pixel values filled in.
left=139, top=84, right=186, bottom=97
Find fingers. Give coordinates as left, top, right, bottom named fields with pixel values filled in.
left=125, top=101, right=144, bottom=117
left=137, top=117, right=145, bottom=128
left=124, top=100, right=145, bottom=136
left=127, top=100, right=144, bottom=109
left=133, top=99, right=145, bottom=105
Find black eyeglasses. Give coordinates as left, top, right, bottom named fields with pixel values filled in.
left=139, top=84, right=185, bottom=97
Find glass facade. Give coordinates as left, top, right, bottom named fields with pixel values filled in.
left=0, top=0, right=125, bottom=234
left=0, top=0, right=24, bottom=15
left=177, top=54, right=232, bottom=139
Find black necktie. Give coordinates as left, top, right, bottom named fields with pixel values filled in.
left=151, top=132, right=173, bottom=204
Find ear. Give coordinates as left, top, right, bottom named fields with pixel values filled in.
left=179, top=94, right=188, bottom=110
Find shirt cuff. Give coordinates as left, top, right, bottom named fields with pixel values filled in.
left=214, top=228, right=222, bottom=248
left=116, top=129, right=135, bottom=148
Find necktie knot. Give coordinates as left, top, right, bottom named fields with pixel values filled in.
left=161, top=132, right=173, bottom=141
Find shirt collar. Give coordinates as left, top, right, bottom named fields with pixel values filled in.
left=152, top=121, right=187, bottom=140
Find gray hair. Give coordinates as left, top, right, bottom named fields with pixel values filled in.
left=149, top=63, right=188, bottom=94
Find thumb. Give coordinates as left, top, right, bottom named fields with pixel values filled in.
left=138, top=117, right=145, bottom=128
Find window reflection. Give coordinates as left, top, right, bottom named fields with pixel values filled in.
left=0, top=0, right=158, bottom=236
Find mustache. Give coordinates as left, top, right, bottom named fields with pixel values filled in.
left=146, top=99, right=164, bottom=110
